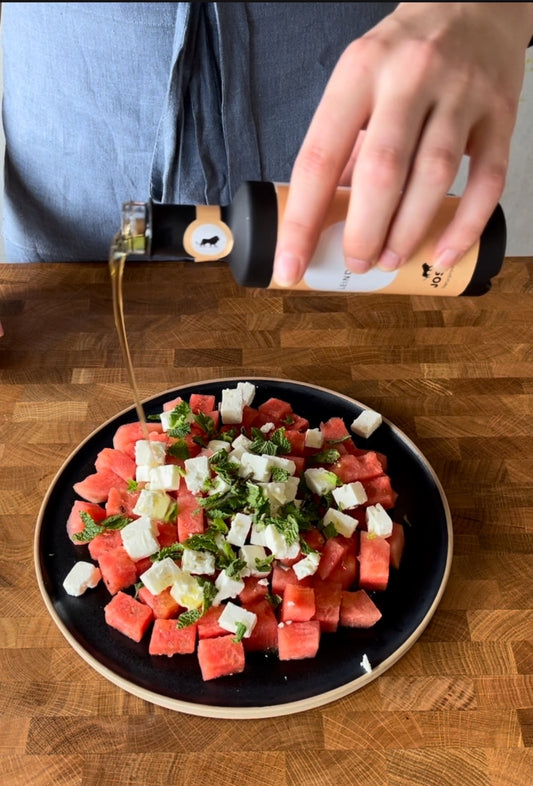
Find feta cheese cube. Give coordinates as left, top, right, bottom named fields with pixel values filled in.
left=231, top=433, right=253, bottom=456
left=207, top=474, right=231, bottom=496
left=181, top=548, right=216, bottom=575
left=140, top=556, right=181, bottom=595
left=239, top=544, right=271, bottom=577
left=184, top=454, right=211, bottom=493
left=238, top=452, right=272, bottom=482
left=159, top=406, right=194, bottom=433
left=134, top=439, right=167, bottom=467
left=218, top=601, right=257, bottom=638
left=226, top=511, right=253, bottom=547
left=304, top=467, right=338, bottom=496
left=213, top=569, right=245, bottom=605
left=351, top=409, right=383, bottom=438
left=135, top=465, right=151, bottom=483
left=304, top=428, right=324, bottom=449
left=259, top=476, right=300, bottom=508
left=250, top=523, right=268, bottom=547
left=133, top=488, right=172, bottom=520
left=292, top=551, right=320, bottom=580
left=360, top=653, right=372, bottom=673
left=323, top=507, right=359, bottom=537
left=263, top=523, right=300, bottom=561
left=268, top=455, right=297, bottom=475
left=120, top=515, right=159, bottom=560
left=62, top=561, right=101, bottom=596
left=366, top=503, right=393, bottom=537
left=220, top=387, right=244, bottom=424
left=236, top=381, right=256, bottom=406
left=332, top=481, right=368, bottom=510
left=207, top=439, right=231, bottom=455
left=148, top=463, right=182, bottom=491
left=170, top=571, right=204, bottom=610
left=260, top=421, right=275, bottom=434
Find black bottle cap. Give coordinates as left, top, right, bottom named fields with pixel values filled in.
left=225, top=181, right=278, bottom=287
left=460, top=203, right=506, bottom=296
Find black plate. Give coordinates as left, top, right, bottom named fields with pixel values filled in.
left=35, top=377, right=452, bottom=718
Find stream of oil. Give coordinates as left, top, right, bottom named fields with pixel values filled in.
left=108, top=235, right=151, bottom=440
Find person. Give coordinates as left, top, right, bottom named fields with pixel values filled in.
left=1, top=2, right=532, bottom=289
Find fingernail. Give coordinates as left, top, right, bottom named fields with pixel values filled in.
left=378, top=249, right=402, bottom=271
left=434, top=248, right=458, bottom=270
left=273, top=250, right=302, bottom=287
left=346, top=257, right=371, bottom=274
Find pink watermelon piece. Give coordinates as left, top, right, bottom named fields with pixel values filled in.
left=197, top=634, right=246, bottom=680
left=73, top=468, right=128, bottom=504
left=149, top=618, right=197, bottom=656
left=94, top=447, right=136, bottom=482
left=104, top=591, right=153, bottom=642
left=66, top=500, right=106, bottom=542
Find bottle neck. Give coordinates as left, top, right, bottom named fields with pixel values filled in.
left=120, top=200, right=233, bottom=262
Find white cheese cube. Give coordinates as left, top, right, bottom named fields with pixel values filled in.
left=220, top=388, right=244, bottom=424
left=263, top=524, right=300, bottom=561
left=231, top=433, right=253, bottom=456
left=239, top=544, right=271, bottom=577
left=366, top=503, right=393, bottom=537
left=236, top=381, right=256, bottom=406
left=207, top=439, right=231, bottom=455
left=250, top=524, right=268, bottom=546
left=360, top=653, right=372, bottom=673
left=62, top=561, right=101, bottom=596
left=213, top=570, right=245, bottom=605
left=218, top=601, right=257, bottom=638
left=207, top=474, right=231, bottom=496
left=332, top=481, right=368, bottom=510
left=292, top=551, right=321, bottom=580
left=148, top=463, right=182, bottom=491
left=169, top=570, right=204, bottom=609
left=181, top=548, right=216, bottom=575
left=140, top=556, right=181, bottom=595
left=184, top=454, right=211, bottom=493
left=159, top=406, right=194, bottom=433
left=323, top=507, right=359, bottom=537
left=259, top=476, right=300, bottom=509
left=121, top=515, right=160, bottom=560
left=238, top=452, right=272, bottom=482
left=260, top=421, right=275, bottom=434
left=304, top=428, right=324, bottom=449
left=133, top=488, right=172, bottom=520
left=351, top=409, right=383, bottom=438
left=135, top=465, right=151, bottom=483
left=268, top=455, right=297, bottom=475
left=304, top=467, right=338, bottom=496
left=226, top=512, right=253, bottom=547
left=134, top=439, right=167, bottom=467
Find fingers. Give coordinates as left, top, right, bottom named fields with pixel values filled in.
left=272, top=42, right=373, bottom=287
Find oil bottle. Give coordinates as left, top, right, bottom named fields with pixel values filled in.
left=119, top=181, right=506, bottom=296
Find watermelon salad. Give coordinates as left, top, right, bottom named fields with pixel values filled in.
left=63, top=382, right=405, bottom=681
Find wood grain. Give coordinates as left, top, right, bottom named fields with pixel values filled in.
left=0, top=258, right=532, bottom=785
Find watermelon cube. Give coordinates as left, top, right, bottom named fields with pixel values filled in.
left=387, top=521, right=405, bottom=570
left=197, top=634, right=246, bottom=680
left=277, top=620, right=321, bottom=661
left=94, top=447, right=137, bottom=482
left=279, top=584, right=316, bottom=622
left=243, top=599, right=278, bottom=653
left=138, top=586, right=181, bottom=619
left=312, top=579, right=342, bottom=633
left=148, top=618, right=197, bottom=655
left=177, top=488, right=205, bottom=542
left=358, top=531, right=390, bottom=592
left=73, top=468, right=128, bottom=504
left=340, top=589, right=382, bottom=628
left=66, top=500, right=106, bottom=542
left=97, top=546, right=138, bottom=595
left=104, top=591, right=153, bottom=642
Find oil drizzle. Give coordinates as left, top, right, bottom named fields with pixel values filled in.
left=109, top=234, right=150, bottom=439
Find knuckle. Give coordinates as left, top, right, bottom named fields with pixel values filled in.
left=295, top=144, right=337, bottom=179
left=415, top=145, right=461, bottom=187
left=359, top=143, right=407, bottom=189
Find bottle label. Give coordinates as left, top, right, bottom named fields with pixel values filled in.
left=272, top=185, right=479, bottom=296
left=183, top=205, right=234, bottom=262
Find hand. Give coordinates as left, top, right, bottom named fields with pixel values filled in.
left=273, top=2, right=533, bottom=286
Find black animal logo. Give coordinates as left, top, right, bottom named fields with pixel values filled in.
left=200, top=235, right=220, bottom=247
left=421, top=263, right=432, bottom=278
